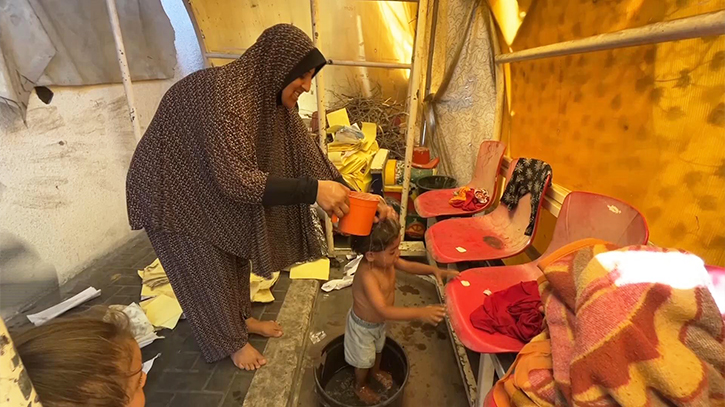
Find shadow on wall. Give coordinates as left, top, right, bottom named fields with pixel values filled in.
left=0, top=231, right=59, bottom=319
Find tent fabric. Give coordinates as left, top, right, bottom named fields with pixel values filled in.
left=0, top=0, right=176, bottom=120
left=426, top=0, right=497, bottom=184
left=188, top=0, right=417, bottom=114
left=499, top=0, right=725, bottom=266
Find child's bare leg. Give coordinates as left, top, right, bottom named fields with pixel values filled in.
left=354, top=367, right=380, bottom=404
left=371, top=353, right=393, bottom=390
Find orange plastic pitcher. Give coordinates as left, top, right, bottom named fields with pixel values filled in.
left=336, top=192, right=379, bottom=236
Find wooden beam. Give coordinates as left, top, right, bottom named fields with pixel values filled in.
left=105, top=0, right=142, bottom=141
left=327, top=59, right=411, bottom=69
left=399, top=0, right=430, bottom=238
left=184, top=1, right=211, bottom=68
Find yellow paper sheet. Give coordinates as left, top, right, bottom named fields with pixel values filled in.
left=140, top=294, right=183, bottom=330
left=138, top=258, right=177, bottom=300
left=139, top=259, right=166, bottom=279
left=252, top=289, right=275, bottom=303
left=141, top=283, right=176, bottom=300
left=326, top=108, right=351, bottom=131
left=327, top=141, right=360, bottom=152
left=250, top=271, right=279, bottom=303
left=361, top=122, right=379, bottom=153
left=328, top=151, right=344, bottom=166
left=290, top=258, right=330, bottom=281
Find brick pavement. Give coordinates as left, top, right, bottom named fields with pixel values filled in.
left=7, top=233, right=291, bottom=407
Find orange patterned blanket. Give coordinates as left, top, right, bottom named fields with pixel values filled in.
left=493, top=238, right=725, bottom=407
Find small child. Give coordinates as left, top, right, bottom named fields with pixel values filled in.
left=345, top=218, right=457, bottom=404
left=12, top=308, right=146, bottom=407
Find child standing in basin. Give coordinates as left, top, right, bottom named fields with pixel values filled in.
left=345, top=218, right=457, bottom=404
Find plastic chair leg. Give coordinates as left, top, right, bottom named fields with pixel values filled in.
left=477, top=354, right=496, bottom=407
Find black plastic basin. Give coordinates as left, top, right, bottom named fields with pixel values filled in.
left=314, top=335, right=409, bottom=407
left=416, top=175, right=457, bottom=194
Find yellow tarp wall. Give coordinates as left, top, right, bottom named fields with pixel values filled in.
left=498, top=0, right=725, bottom=266
left=188, top=0, right=417, bottom=114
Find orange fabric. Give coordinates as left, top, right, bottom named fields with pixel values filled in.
left=493, top=240, right=725, bottom=406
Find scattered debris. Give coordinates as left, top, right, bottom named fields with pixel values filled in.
left=483, top=289, right=492, bottom=296
left=142, top=353, right=161, bottom=374
left=310, top=330, right=327, bottom=345
left=140, top=295, right=183, bottom=330
left=344, top=256, right=363, bottom=275
left=27, top=287, right=101, bottom=326
left=110, top=303, right=163, bottom=348
left=250, top=271, right=280, bottom=303
left=328, top=90, right=407, bottom=159
left=138, top=259, right=175, bottom=301
left=456, top=247, right=467, bottom=253
left=321, top=275, right=354, bottom=292
left=326, top=108, right=379, bottom=191
left=460, top=280, right=471, bottom=287
left=321, top=255, right=362, bottom=292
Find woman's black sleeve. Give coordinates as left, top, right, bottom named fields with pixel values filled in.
left=261, top=176, right=353, bottom=206
left=334, top=176, right=352, bottom=190
left=262, top=176, right=318, bottom=206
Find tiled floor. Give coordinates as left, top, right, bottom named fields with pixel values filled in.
left=7, top=233, right=291, bottom=407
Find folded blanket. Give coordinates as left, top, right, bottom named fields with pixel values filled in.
left=493, top=239, right=725, bottom=407
left=449, top=187, right=490, bottom=211
left=470, top=281, right=543, bottom=342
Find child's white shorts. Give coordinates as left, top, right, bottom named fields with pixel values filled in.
left=344, top=309, right=386, bottom=369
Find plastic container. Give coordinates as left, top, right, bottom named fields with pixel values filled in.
left=415, top=175, right=457, bottom=194
left=412, top=147, right=430, bottom=165
left=337, top=192, right=380, bottom=236
left=315, top=335, right=409, bottom=407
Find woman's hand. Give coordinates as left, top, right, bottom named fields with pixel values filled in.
left=317, top=181, right=350, bottom=218
left=374, top=197, right=398, bottom=223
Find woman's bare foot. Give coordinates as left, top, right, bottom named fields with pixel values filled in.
left=354, top=384, right=381, bottom=405
left=372, top=370, right=394, bottom=390
left=246, top=317, right=283, bottom=338
left=231, top=343, right=267, bottom=371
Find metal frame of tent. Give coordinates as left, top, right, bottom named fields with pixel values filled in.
left=104, top=1, right=725, bottom=405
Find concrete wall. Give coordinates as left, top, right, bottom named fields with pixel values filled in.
left=0, top=0, right=203, bottom=319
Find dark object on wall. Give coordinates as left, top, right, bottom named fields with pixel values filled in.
left=34, top=87, right=53, bottom=104
left=0, top=0, right=176, bottom=120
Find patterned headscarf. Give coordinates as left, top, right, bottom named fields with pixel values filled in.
left=127, top=24, right=340, bottom=278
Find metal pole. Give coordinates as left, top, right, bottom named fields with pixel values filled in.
left=488, top=8, right=504, bottom=142
left=205, top=53, right=412, bottom=70
left=184, top=1, right=211, bottom=68
left=327, top=59, right=412, bottom=69
left=205, top=52, right=243, bottom=60
left=496, top=10, right=725, bottom=64
left=420, top=0, right=439, bottom=146
left=310, top=0, right=335, bottom=256
left=398, top=0, right=429, bottom=239
left=423, top=0, right=439, bottom=97
left=105, top=0, right=142, bottom=141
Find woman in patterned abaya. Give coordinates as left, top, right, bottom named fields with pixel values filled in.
left=126, top=24, right=394, bottom=370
